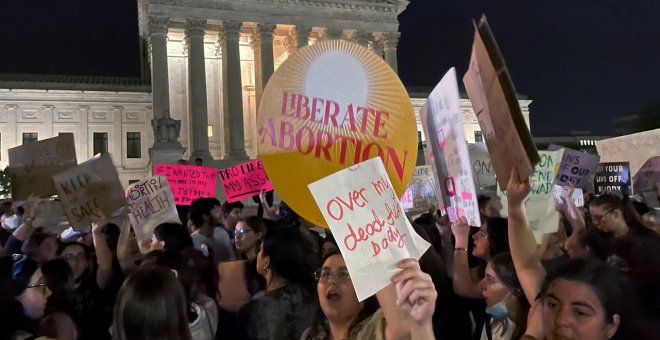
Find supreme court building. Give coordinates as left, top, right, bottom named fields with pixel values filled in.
left=0, top=0, right=531, bottom=196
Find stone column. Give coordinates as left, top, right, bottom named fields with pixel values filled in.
left=224, top=21, right=248, bottom=160
left=383, top=32, right=400, bottom=73
left=185, top=18, right=212, bottom=160
left=355, top=31, right=371, bottom=48
left=252, top=23, right=276, bottom=110
left=148, top=16, right=171, bottom=120
left=324, top=27, right=343, bottom=40
left=295, top=25, right=310, bottom=48
left=371, top=34, right=384, bottom=59
left=148, top=16, right=184, bottom=167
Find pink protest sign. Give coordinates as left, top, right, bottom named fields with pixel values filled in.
left=219, top=160, right=274, bottom=203
left=153, top=164, right=217, bottom=205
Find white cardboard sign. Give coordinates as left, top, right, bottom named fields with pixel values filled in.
left=308, top=157, right=430, bottom=301
left=126, top=175, right=180, bottom=253
left=421, top=68, right=481, bottom=227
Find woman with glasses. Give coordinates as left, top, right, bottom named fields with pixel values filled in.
left=588, top=194, right=659, bottom=241
left=235, top=216, right=265, bottom=261
left=57, top=211, right=115, bottom=340
left=0, top=256, right=52, bottom=339
left=302, top=249, right=437, bottom=340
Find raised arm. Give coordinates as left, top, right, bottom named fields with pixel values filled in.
left=116, top=212, right=140, bottom=275
left=10, top=195, right=41, bottom=242
left=258, top=189, right=278, bottom=222
left=506, top=167, right=546, bottom=305
left=450, top=216, right=482, bottom=298
left=91, top=211, right=113, bottom=290
left=560, top=185, right=586, bottom=233
left=435, top=215, right=455, bottom=279
left=6, top=196, right=41, bottom=254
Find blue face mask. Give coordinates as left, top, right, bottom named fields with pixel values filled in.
left=485, top=294, right=511, bottom=319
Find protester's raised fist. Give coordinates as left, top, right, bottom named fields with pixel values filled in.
left=450, top=216, right=470, bottom=248
left=506, top=167, right=531, bottom=207
left=90, top=210, right=107, bottom=234
left=24, top=194, right=42, bottom=219
left=259, top=189, right=277, bottom=221
left=391, top=258, right=437, bottom=325
left=561, top=184, right=575, bottom=200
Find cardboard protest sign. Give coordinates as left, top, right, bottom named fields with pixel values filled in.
left=499, top=150, right=563, bottom=243
left=125, top=175, right=180, bottom=253
left=595, top=128, right=660, bottom=175
left=469, top=143, right=497, bottom=194
left=548, top=145, right=600, bottom=189
left=52, top=154, right=126, bottom=229
left=153, top=164, right=218, bottom=205
left=530, top=150, right=564, bottom=196
left=641, top=191, right=659, bottom=209
left=8, top=134, right=78, bottom=199
left=633, top=156, right=660, bottom=194
left=257, top=40, right=417, bottom=227
left=420, top=68, right=480, bottom=226
left=463, top=15, right=540, bottom=190
left=308, top=157, right=430, bottom=301
left=594, top=162, right=631, bottom=195
left=400, top=166, right=437, bottom=213
left=219, top=159, right=274, bottom=203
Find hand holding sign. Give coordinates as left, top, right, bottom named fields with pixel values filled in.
left=22, top=194, right=42, bottom=220
left=506, top=167, right=532, bottom=207
left=259, top=189, right=277, bottom=221
left=450, top=216, right=470, bottom=249
left=391, top=259, right=437, bottom=325
left=561, top=184, right=575, bottom=200
left=90, top=210, right=107, bottom=234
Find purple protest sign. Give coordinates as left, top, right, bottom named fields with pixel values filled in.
left=549, top=144, right=600, bottom=189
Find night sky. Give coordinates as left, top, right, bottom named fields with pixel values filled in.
left=1, top=0, right=659, bottom=137
left=399, top=0, right=660, bottom=136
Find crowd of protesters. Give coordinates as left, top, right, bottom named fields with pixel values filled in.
left=1, top=164, right=659, bottom=340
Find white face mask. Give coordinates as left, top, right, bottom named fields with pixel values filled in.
left=3, top=214, right=19, bottom=230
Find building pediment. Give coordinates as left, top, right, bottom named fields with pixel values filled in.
left=149, top=0, right=408, bottom=30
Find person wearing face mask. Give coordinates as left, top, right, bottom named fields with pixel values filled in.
left=478, top=253, right=529, bottom=340
left=1, top=202, right=21, bottom=232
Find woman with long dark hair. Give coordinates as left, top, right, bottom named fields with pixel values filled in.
left=478, top=253, right=529, bottom=339
left=236, top=224, right=318, bottom=339
left=112, top=266, right=192, bottom=340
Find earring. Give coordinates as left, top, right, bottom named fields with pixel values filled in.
left=264, top=266, right=270, bottom=273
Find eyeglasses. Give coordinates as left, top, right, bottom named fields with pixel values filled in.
left=314, top=268, right=351, bottom=283
left=26, top=279, right=48, bottom=295
left=591, top=210, right=612, bottom=224
left=63, top=253, right=86, bottom=262
left=235, top=228, right=253, bottom=238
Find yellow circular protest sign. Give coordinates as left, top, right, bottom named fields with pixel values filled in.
left=257, top=40, right=417, bottom=227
